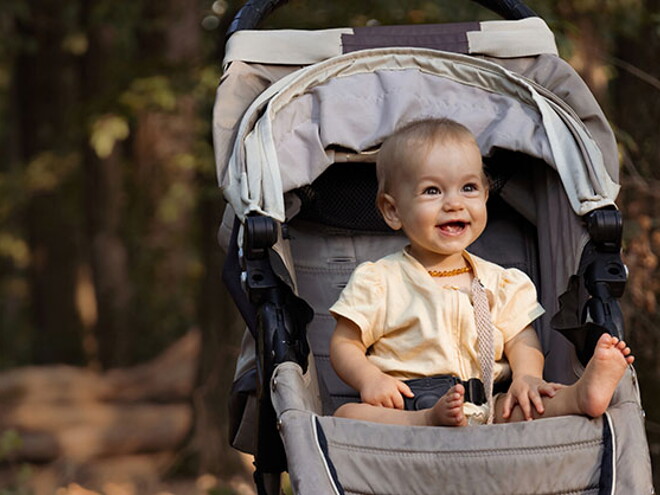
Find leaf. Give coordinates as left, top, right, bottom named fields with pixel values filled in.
left=89, top=114, right=130, bottom=159
left=0, top=429, right=22, bottom=459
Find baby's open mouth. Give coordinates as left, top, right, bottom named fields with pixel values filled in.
left=438, top=221, right=468, bottom=234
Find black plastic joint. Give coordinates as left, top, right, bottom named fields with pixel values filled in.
left=245, top=216, right=279, bottom=260
left=585, top=209, right=623, bottom=253
left=585, top=257, right=627, bottom=299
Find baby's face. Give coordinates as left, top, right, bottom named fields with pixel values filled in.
left=380, top=138, right=488, bottom=269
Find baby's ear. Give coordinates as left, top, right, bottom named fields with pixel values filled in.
left=377, top=193, right=402, bottom=231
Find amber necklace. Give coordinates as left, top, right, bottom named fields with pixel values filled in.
left=428, top=265, right=473, bottom=278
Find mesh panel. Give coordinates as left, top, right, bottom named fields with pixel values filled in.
left=293, top=150, right=521, bottom=231
left=294, top=163, right=391, bottom=232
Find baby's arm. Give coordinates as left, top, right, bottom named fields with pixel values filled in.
left=330, top=316, right=413, bottom=409
left=501, top=326, right=564, bottom=420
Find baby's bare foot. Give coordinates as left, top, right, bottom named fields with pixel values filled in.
left=426, top=384, right=468, bottom=426
left=578, top=333, right=634, bottom=417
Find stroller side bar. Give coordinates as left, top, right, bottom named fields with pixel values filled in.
left=581, top=210, right=627, bottom=361
left=241, top=215, right=313, bottom=494
left=554, top=209, right=628, bottom=366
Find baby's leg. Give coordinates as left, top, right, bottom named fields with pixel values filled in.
left=495, top=333, right=634, bottom=423
left=334, top=384, right=467, bottom=427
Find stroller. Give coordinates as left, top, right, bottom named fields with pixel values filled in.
left=213, top=0, right=654, bottom=493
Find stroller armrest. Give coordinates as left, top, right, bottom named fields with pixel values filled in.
left=272, top=362, right=323, bottom=416
left=610, top=365, right=643, bottom=410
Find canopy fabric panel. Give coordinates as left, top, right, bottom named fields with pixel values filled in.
left=224, top=48, right=619, bottom=224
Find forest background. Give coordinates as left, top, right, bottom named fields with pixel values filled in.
left=0, top=0, right=658, bottom=493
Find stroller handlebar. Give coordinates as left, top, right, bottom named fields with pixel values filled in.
left=472, top=0, right=537, bottom=19
left=227, top=0, right=289, bottom=38
left=226, top=0, right=537, bottom=38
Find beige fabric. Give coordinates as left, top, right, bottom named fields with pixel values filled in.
left=222, top=19, right=557, bottom=69
left=468, top=18, right=558, bottom=58
left=223, top=28, right=352, bottom=69
left=471, top=277, right=496, bottom=423
left=212, top=62, right=298, bottom=188
left=329, top=249, right=544, bottom=382
left=463, top=396, right=497, bottom=425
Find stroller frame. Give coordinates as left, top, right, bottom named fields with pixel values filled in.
left=216, top=1, right=653, bottom=493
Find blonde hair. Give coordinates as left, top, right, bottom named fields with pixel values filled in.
left=376, top=118, right=481, bottom=197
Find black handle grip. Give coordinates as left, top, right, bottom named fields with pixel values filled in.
left=227, top=0, right=289, bottom=38
left=471, top=0, right=537, bottom=20
left=227, top=0, right=537, bottom=37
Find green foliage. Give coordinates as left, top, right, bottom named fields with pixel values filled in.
left=120, top=76, right=178, bottom=113
left=0, top=429, right=22, bottom=459
left=89, top=115, right=130, bottom=159
left=0, top=430, right=33, bottom=495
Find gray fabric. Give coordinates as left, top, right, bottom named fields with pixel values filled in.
left=491, top=54, right=619, bottom=182
left=607, top=368, right=655, bottom=493
left=273, top=363, right=653, bottom=495
left=225, top=49, right=618, bottom=225
left=342, top=22, right=477, bottom=54
left=288, top=221, right=408, bottom=413
left=273, top=71, right=553, bottom=187
left=213, top=56, right=618, bottom=198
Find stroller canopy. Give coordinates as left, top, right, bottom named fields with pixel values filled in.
left=215, top=18, right=619, bottom=227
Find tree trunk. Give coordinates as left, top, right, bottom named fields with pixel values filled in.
left=612, top=0, right=660, bottom=179
left=15, top=1, right=85, bottom=364
left=80, top=1, right=133, bottom=369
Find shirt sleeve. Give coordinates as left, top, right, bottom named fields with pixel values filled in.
left=328, top=262, right=386, bottom=348
left=491, top=268, right=545, bottom=343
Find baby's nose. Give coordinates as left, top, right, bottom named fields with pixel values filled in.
left=443, top=194, right=465, bottom=210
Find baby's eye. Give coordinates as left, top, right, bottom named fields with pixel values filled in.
left=423, top=186, right=441, bottom=195
left=462, top=183, right=479, bottom=193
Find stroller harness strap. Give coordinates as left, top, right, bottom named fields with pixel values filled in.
left=472, top=277, right=496, bottom=423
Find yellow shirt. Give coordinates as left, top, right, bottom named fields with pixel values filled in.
left=329, top=249, right=545, bottom=382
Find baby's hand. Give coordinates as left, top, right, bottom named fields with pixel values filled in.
left=501, top=375, right=565, bottom=420
left=360, top=372, right=414, bottom=409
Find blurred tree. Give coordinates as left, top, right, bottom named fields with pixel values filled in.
left=12, top=0, right=86, bottom=364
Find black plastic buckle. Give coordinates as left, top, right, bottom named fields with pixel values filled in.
left=464, top=378, right=486, bottom=406
left=403, top=375, right=487, bottom=410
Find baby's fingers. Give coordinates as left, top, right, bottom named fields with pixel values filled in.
left=391, top=390, right=405, bottom=410
left=500, top=393, right=515, bottom=419
left=538, top=382, right=562, bottom=398
left=529, top=391, right=545, bottom=415
left=516, top=395, right=533, bottom=420
left=378, top=395, right=395, bottom=409
left=397, top=380, right=415, bottom=399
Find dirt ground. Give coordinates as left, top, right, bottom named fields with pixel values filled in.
left=0, top=452, right=257, bottom=495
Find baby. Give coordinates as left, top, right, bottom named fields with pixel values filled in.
left=329, top=118, right=634, bottom=426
